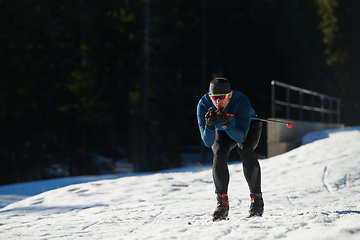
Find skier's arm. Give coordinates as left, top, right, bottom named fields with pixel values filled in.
left=197, top=101, right=215, bottom=148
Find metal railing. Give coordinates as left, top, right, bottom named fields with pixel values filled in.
left=271, top=80, right=341, bottom=123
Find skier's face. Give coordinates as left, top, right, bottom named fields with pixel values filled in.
left=210, top=91, right=232, bottom=109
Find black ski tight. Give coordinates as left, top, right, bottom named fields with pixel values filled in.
left=211, top=120, right=263, bottom=194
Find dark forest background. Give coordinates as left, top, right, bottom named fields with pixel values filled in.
left=1, top=0, right=359, bottom=186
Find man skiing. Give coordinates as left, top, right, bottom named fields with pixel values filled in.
left=196, top=77, right=264, bottom=221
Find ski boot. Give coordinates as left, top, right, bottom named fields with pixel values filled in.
left=213, top=193, right=229, bottom=221
left=248, top=192, right=264, bottom=217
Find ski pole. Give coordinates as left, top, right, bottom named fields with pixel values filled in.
left=251, top=117, right=293, bottom=128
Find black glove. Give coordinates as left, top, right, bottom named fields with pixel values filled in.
left=205, top=109, right=216, bottom=130
left=216, top=108, right=230, bottom=129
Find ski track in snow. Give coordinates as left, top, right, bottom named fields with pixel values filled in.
left=1, top=127, right=360, bottom=239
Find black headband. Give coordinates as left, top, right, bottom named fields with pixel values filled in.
left=209, top=82, right=231, bottom=95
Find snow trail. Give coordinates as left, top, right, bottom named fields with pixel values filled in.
left=1, top=127, right=360, bottom=239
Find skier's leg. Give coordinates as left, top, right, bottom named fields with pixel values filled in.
left=237, top=120, right=264, bottom=216
left=211, top=130, right=237, bottom=194
left=237, top=120, right=262, bottom=193
left=211, top=130, right=237, bottom=220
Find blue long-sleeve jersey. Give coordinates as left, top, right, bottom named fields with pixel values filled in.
left=196, top=90, right=256, bottom=148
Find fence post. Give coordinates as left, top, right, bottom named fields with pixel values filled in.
left=329, top=99, right=333, bottom=123
left=311, top=95, right=314, bottom=121
left=337, top=99, right=341, bottom=123
left=286, top=87, right=290, bottom=119
left=299, top=92, right=303, bottom=121
left=321, top=95, right=324, bottom=122
left=271, top=80, right=275, bottom=118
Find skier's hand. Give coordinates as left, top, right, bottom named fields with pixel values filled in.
left=205, top=108, right=216, bottom=130
left=216, top=108, right=230, bottom=129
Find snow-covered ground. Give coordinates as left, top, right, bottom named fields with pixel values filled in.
left=1, top=127, right=360, bottom=240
